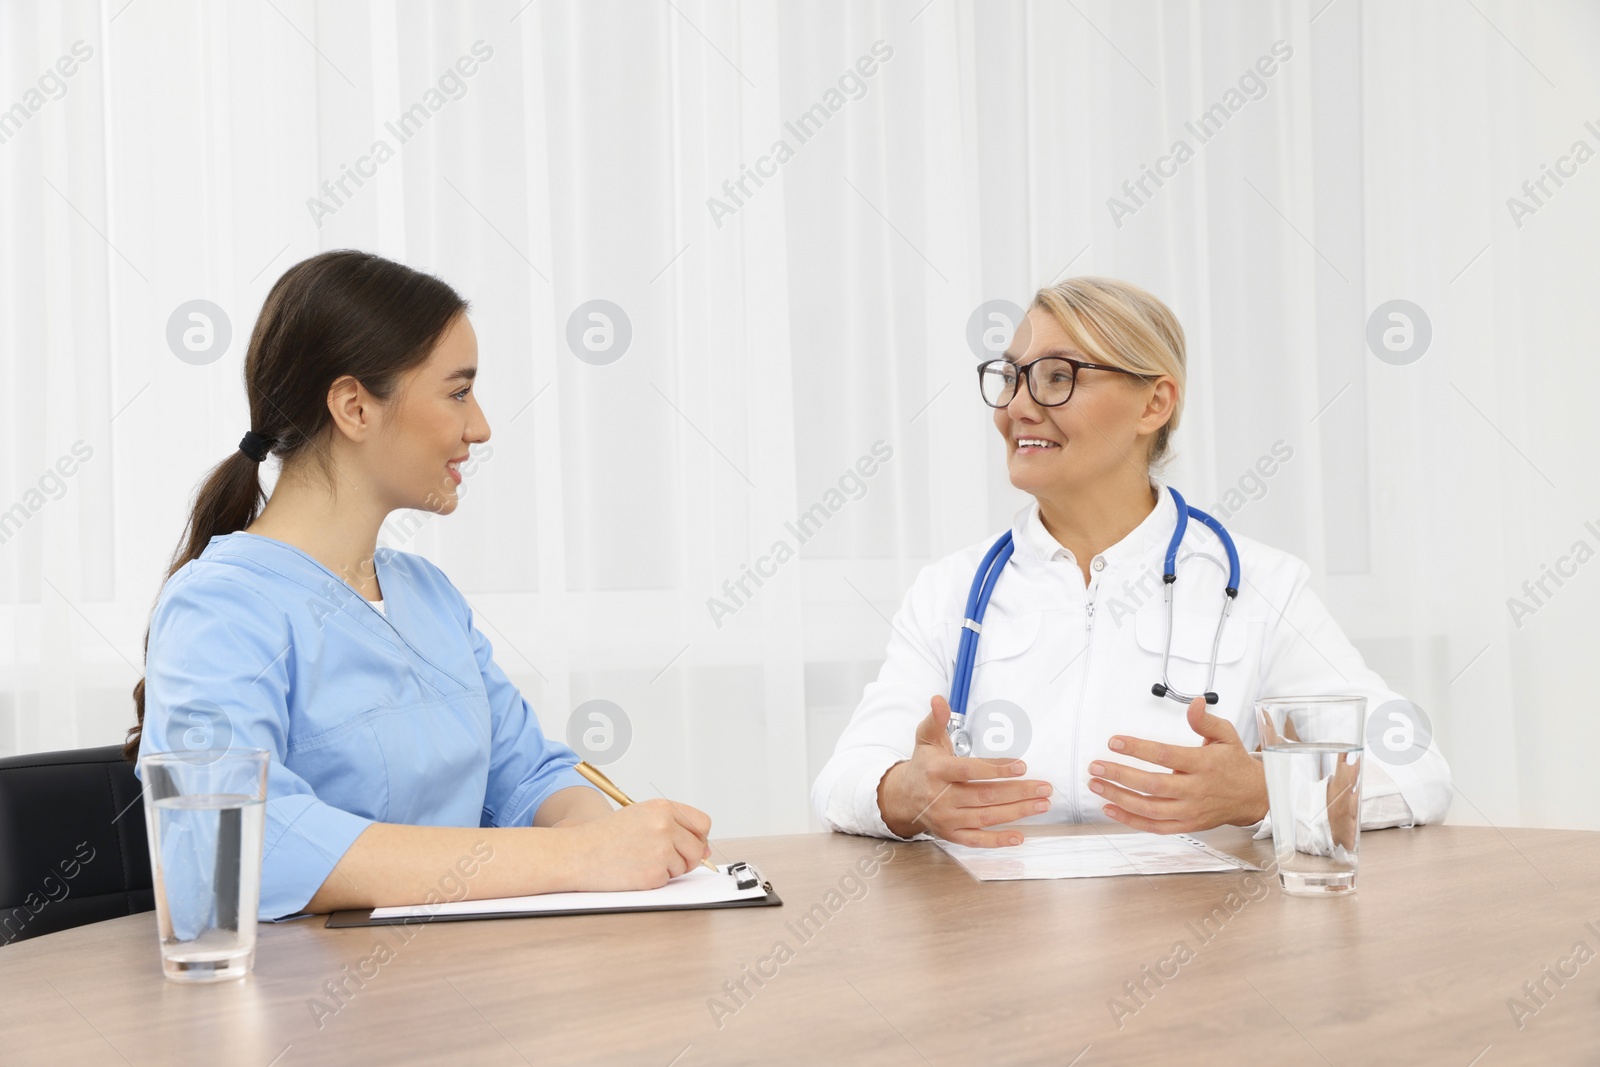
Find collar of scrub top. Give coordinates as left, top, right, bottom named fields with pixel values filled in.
left=211, top=532, right=481, bottom=694
left=943, top=485, right=1241, bottom=757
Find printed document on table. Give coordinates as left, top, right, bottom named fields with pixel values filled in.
left=936, top=833, right=1262, bottom=881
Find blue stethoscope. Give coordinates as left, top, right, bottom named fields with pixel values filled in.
left=946, top=486, right=1240, bottom=757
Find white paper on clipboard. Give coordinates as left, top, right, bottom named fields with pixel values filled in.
left=369, top=863, right=768, bottom=919
left=935, top=833, right=1262, bottom=881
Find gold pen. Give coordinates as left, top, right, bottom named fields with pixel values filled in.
left=574, top=760, right=719, bottom=873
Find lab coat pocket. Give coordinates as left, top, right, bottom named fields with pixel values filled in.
left=1131, top=604, right=1262, bottom=729
left=940, top=610, right=1042, bottom=670
left=1133, top=608, right=1247, bottom=666
left=1116, top=610, right=1255, bottom=763
left=951, top=610, right=1044, bottom=712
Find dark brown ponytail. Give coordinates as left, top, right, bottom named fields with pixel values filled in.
left=124, top=250, right=468, bottom=760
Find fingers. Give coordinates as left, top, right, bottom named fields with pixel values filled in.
left=1186, top=697, right=1242, bottom=745
left=1337, top=754, right=1361, bottom=786
left=633, top=796, right=711, bottom=841
left=632, top=799, right=713, bottom=875
left=973, top=756, right=1028, bottom=771
left=958, top=795, right=1053, bottom=828
left=1325, top=766, right=1359, bottom=811
left=910, top=777, right=1051, bottom=843
left=916, top=695, right=956, bottom=753
left=941, top=826, right=1026, bottom=848
left=670, top=823, right=708, bottom=875
left=1089, top=777, right=1181, bottom=821
left=1088, top=759, right=1187, bottom=800
left=664, top=799, right=712, bottom=839
left=948, top=776, right=1052, bottom=808
left=933, top=753, right=1030, bottom=784
left=1100, top=802, right=1188, bottom=834
left=1108, top=734, right=1200, bottom=773
left=667, top=805, right=714, bottom=873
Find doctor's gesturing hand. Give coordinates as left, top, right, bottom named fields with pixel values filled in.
left=1088, top=696, right=1269, bottom=833
left=877, top=695, right=1054, bottom=845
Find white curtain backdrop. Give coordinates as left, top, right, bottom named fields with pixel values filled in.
left=3, top=0, right=1597, bottom=836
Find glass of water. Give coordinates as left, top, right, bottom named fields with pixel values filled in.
left=138, top=748, right=269, bottom=981
left=1255, top=696, right=1366, bottom=896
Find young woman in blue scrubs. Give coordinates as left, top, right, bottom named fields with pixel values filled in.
left=125, top=250, right=712, bottom=919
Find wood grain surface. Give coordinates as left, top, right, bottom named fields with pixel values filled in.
left=2, top=823, right=1595, bottom=1066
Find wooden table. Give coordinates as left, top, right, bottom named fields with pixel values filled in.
left=2, top=824, right=1595, bottom=1065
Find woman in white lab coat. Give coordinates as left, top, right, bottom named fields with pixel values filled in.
left=812, top=277, right=1452, bottom=847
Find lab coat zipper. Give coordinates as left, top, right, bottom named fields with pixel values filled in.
left=1068, top=587, right=1097, bottom=821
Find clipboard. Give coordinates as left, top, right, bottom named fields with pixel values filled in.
left=325, top=861, right=782, bottom=928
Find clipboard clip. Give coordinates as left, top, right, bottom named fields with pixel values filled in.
left=727, top=861, right=762, bottom=890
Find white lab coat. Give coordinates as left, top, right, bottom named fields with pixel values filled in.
left=812, top=484, right=1453, bottom=841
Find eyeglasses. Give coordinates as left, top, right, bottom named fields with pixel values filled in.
left=976, top=356, right=1149, bottom=409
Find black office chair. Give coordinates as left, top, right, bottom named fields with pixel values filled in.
left=0, top=745, right=154, bottom=946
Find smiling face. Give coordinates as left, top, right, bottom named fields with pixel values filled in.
left=992, top=306, right=1175, bottom=499
left=370, top=312, right=490, bottom=515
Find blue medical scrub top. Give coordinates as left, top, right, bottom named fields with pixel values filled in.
left=135, top=532, right=592, bottom=920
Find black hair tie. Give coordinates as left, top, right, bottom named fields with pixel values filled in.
left=238, top=430, right=274, bottom=463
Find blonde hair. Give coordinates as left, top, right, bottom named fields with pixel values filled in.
left=1030, top=276, right=1186, bottom=466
